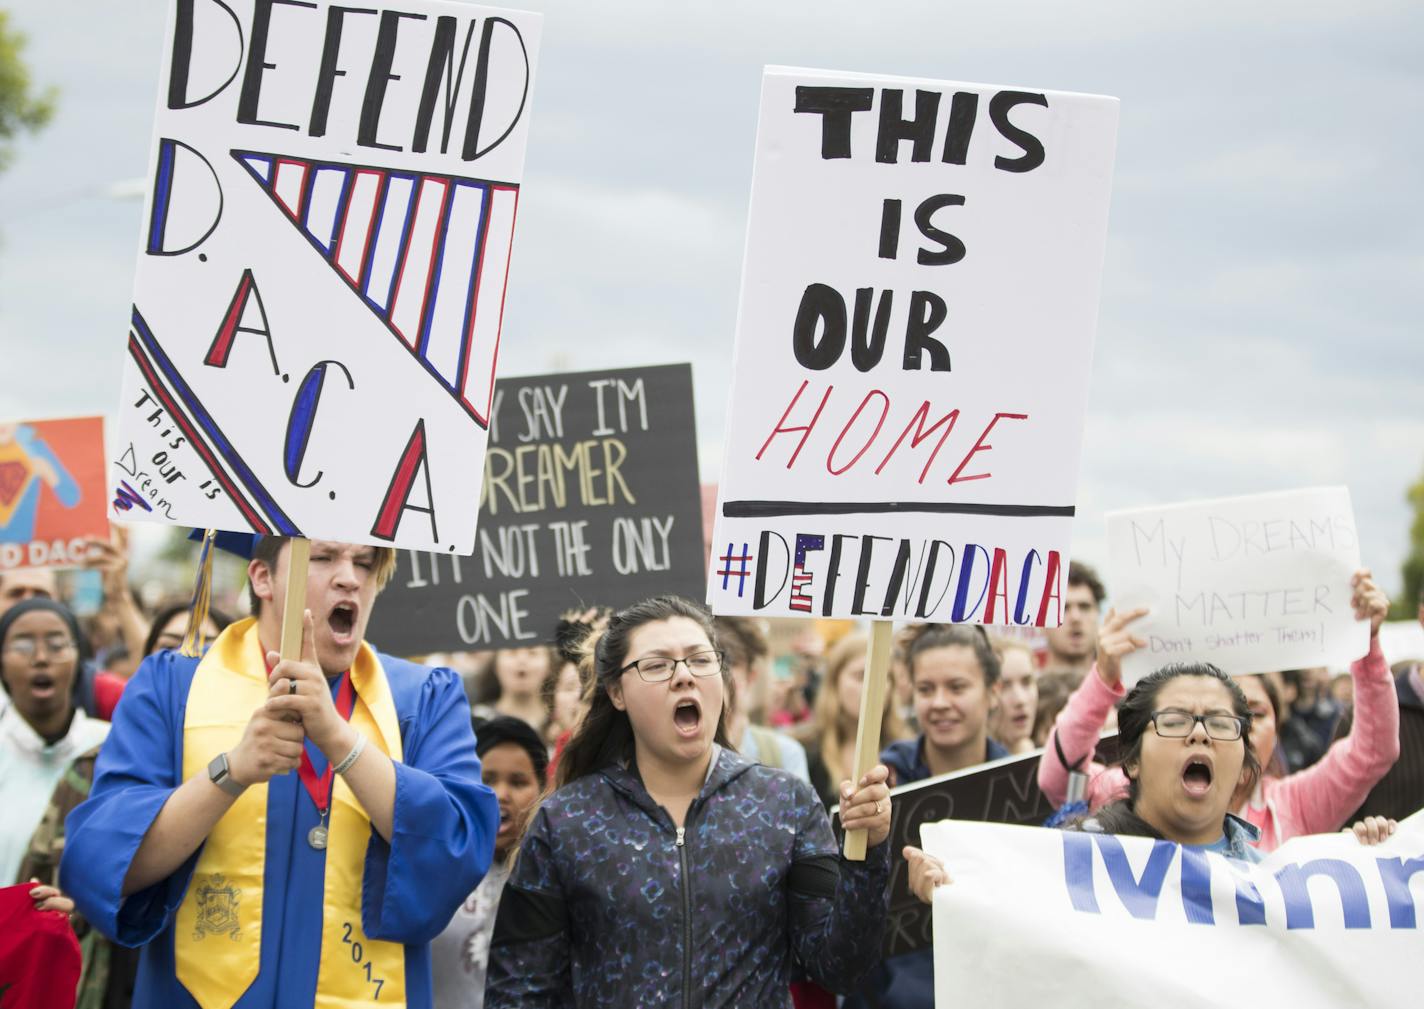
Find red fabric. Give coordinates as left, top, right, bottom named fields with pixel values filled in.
left=93, top=672, right=127, bottom=723
left=0, top=884, right=81, bottom=1009
left=546, top=728, right=571, bottom=784
left=789, top=981, right=837, bottom=1009
left=296, top=671, right=356, bottom=815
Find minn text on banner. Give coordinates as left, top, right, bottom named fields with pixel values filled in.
left=111, top=0, right=541, bottom=551
left=365, top=365, right=705, bottom=653
left=1, top=417, right=110, bottom=570
left=708, top=68, right=1119, bottom=624
left=925, top=815, right=1424, bottom=1008
left=1106, top=487, right=1370, bottom=684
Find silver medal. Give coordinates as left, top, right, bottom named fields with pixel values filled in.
left=308, top=824, right=328, bottom=850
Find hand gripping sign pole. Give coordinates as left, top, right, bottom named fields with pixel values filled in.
left=843, top=620, right=894, bottom=861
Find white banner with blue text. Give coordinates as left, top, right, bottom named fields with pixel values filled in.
left=923, top=814, right=1423, bottom=1008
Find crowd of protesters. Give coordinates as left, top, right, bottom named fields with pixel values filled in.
left=1, top=535, right=1419, bottom=1009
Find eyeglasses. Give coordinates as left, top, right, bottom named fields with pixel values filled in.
left=619, top=650, right=724, bottom=683
left=1149, top=710, right=1245, bottom=741
left=3, top=634, right=77, bottom=661
left=153, top=634, right=185, bottom=653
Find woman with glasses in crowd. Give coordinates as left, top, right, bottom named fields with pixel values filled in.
left=1038, top=569, right=1399, bottom=851
left=905, top=659, right=1267, bottom=915
left=905, top=659, right=1401, bottom=905
left=485, top=595, right=894, bottom=1008
left=0, top=599, right=109, bottom=902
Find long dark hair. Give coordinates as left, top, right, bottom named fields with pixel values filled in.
left=555, top=595, right=731, bottom=789
left=1086, top=662, right=1262, bottom=839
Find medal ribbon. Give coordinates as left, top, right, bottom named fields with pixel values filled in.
left=297, top=671, right=357, bottom=819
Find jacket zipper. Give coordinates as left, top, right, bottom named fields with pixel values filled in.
left=677, top=824, right=691, bottom=1009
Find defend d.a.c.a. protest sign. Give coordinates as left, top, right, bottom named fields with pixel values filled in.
left=111, top=0, right=540, bottom=550
left=365, top=365, right=705, bottom=653
left=708, top=68, right=1118, bottom=625
left=1, top=417, right=110, bottom=570
left=925, top=814, right=1424, bottom=1008
left=1106, top=487, right=1370, bottom=684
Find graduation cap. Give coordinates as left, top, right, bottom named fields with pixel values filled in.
left=179, top=529, right=266, bottom=657
left=186, top=528, right=262, bottom=560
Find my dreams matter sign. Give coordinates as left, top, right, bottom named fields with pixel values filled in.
left=111, top=0, right=540, bottom=551
left=1106, top=487, right=1370, bottom=682
left=708, top=68, right=1118, bottom=624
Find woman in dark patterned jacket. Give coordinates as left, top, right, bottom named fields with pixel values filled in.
left=485, top=595, right=894, bottom=1008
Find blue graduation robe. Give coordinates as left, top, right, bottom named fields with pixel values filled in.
left=61, top=648, right=498, bottom=1009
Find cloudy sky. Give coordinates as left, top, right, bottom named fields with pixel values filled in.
left=1, top=0, right=1421, bottom=597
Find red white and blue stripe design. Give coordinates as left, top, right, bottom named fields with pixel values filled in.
left=233, top=149, right=519, bottom=429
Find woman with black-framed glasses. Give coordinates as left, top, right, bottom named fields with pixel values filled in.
left=486, top=595, right=895, bottom=1008
left=904, top=659, right=1265, bottom=919
left=1066, top=662, right=1264, bottom=858
left=1039, top=569, right=1400, bottom=853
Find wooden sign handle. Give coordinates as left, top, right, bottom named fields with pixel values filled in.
left=279, top=537, right=311, bottom=662
left=843, top=619, right=895, bottom=861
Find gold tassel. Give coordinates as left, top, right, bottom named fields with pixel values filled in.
left=180, top=529, right=217, bottom=658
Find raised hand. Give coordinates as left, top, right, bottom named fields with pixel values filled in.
left=1349, top=568, right=1389, bottom=637
left=1095, top=606, right=1149, bottom=688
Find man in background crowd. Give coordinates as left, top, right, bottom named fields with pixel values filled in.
left=0, top=567, right=58, bottom=614
left=1043, top=561, right=1105, bottom=680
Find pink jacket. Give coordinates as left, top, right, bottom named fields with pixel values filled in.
left=1037, top=637, right=1400, bottom=852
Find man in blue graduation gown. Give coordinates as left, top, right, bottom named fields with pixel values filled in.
left=62, top=537, right=498, bottom=1009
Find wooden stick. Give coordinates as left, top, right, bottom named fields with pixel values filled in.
left=843, top=619, right=895, bottom=860
left=279, top=537, right=311, bottom=661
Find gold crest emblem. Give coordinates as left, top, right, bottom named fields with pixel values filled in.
left=193, top=873, right=242, bottom=941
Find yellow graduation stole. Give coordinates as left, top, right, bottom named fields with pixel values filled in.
left=174, top=618, right=406, bottom=1009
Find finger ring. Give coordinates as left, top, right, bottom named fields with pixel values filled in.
left=876, top=800, right=885, bottom=815
left=288, top=678, right=297, bottom=695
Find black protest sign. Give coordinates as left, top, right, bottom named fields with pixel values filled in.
left=365, top=364, right=704, bottom=654
left=837, top=735, right=1119, bottom=960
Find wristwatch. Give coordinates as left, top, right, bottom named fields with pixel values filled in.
left=208, top=752, right=247, bottom=797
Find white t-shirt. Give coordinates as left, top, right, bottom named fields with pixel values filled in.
left=430, top=858, right=512, bottom=1009
left=0, top=705, right=110, bottom=883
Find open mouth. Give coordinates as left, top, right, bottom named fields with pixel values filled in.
left=328, top=602, right=357, bottom=642
left=673, top=698, right=702, bottom=738
left=28, top=674, right=56, bottom=700
left=1181, top=756, right=1214, bottom=798
left=496, top=807, right=513, bottom=834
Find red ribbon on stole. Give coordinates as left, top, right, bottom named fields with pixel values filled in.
left=297, top=671, right=357, bottom=821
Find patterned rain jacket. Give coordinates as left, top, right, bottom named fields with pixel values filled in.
left=485, top=746, right=892, bottom=1008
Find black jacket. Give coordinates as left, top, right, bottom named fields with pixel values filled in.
left=486, top=747, right=892, bottom=1008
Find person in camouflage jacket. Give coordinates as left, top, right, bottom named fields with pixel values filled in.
left=18, top=745, right=138, bottom=1009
